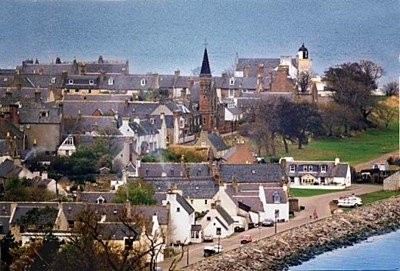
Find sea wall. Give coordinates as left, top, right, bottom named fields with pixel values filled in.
left=181, top=196, right=400, bottom=271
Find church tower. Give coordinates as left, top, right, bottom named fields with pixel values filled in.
left=296, top=43, right=311, bottom=74
left=199, top=48, right=217, bottom=132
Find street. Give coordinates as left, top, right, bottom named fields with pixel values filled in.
left=158, top=184, right=382, bottom=271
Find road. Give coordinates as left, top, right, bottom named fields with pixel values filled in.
left=353, top=150, right=399, bottom=171
left=158, top=184, right=382, bottom=271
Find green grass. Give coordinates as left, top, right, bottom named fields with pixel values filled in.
left=290, top=188, right=345, bottom=197
left=276, top=121, right=399, bottom=166
left=359, top=190, right=400, bottom=205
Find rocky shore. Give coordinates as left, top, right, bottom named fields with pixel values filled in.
left=181, top=196, right=400, bottom=271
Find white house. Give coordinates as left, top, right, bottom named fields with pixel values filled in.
left=282, top=157, right=351, bottom=190
left=198, top=204, right=235, bottom=239
left=164, top=191, right=195, bottom=245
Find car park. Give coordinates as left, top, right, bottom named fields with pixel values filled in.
left=262, top=218, right=275, bottom=227
left=240, top=234, right=252, bottom=244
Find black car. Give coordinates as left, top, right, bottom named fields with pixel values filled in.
left=261, top=218, right=274, bottom=227
left=234, top=226, right=245, bottom=232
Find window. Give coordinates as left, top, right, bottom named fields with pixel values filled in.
left=176, top=207, right=180, bottom=212
left=308, top=165, right=313, bottom=171
left=216, top=228, right=221, bottom=236
left=51, top=77, right=56, bottom=84
left=140, top=79, right=146, bottom=86
left=273, top=192, right=281, bottom=203
left=303, top=166, right=307, bottom=171
left=205, top=200, right=208, bottom=205
left=290, top=177, right=295, bottom=183
left=190, top=199, right=194, bottom=204
left=108, top=78, right=114, bottom=85
left=229, top=77, right=235, bottom=86
left=289, top=165, right=296, bottom=172
left=228, top=89, right=234, bottom=98
left=321, top=165, right=327, bottom=172
left=207, top=216, right=211, bottom=221
left=68, top=79, right=73, bottom=85
left=89, top=80, right=94, bottom=85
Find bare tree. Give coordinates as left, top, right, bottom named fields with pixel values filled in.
left=383, top=81, right=399, bottom=96
left=296, top=71, right=312, bottom=93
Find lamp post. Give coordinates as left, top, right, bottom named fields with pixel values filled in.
left=186, top=244, right=189, bottom=266
left=274, top=210, right=279, bottom=234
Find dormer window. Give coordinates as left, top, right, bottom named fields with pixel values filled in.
left=273, top=191, right=281, bottom=203
left=303, top=166, right=307, bottom=172
left=289, top=165, right=296, bottom=172
left=140, top=79, right=146, bottom=86
left=51, top=77, right=56, bottom=84
left=229, top=77, right=235, bottom=86
left=251, top=169, right=256, bottom=174
left=308, top=165, right=313, bottom=171
left=68, top=79, right=73, bottom=85
left=108, top=78, right=114, bottom=86
left=321, top=165, right=327, bottom=172
left=89, top=80, right=94, bottom=85
left=96, top=196, right=105, bottom=204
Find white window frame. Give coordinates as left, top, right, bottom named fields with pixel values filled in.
left=321, top=165, right=327, bottom=172
left=308, top=165, right=313, bottom=171
left=68, top=79, right=73, bottom=85
left=108, top=78, right=114, bottom=86
left=140, top=79, right=146, bottom=86
left=229, top=77, right=235, bottom=86
left=303, top=165, right=307, bottom=171
left=89, top=80, right=94, bottom=85
left=289, top=165, right=295, bottom=172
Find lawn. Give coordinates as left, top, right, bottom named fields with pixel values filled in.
left=359, top=190, right=400, bottom=205
left=289, top=188, right=345, bottom=197
left=276, top=121, right=399, bottom=166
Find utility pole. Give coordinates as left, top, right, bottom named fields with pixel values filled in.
left=186, top=244, right=189, bottom=266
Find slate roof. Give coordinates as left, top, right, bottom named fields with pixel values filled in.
left=286, top=161, right=350, bottom=178
left=216, top=205, right=234, bottom=225
left=139, top=163, right=211, bottom=178
left=218, top=164, right=282, bottom=183
left=264, top=188, right=287, bottom=204
left=97, top=223, right=140, bottom=240
left=191, top=224, right=202, bottom=231
left=64, top=75, right=100, bottom=89
left=208, top=133, right=229, bottom=152
left=147, top=178, right=218, bottom=199
left=0, top=216, right=10, bottom=234
left=128, top=120, right=159, bottom=137
left=236, top=58, right=297, bottom=78
left=10, top=204, right=58, bottom=224
left=62, top=203, right=125, bottom=223
left=0, top=159, right=15, bottom=178
left=133, top=205, right=169, bottom=225
left=175, top=193, right=195, bottom=214
left=79, top=192, right=116, bottom=203
left=18, top=101, right=62, bottom=124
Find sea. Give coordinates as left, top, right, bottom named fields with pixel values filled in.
left=289, top=229, right=400, bottom=271
left=0, top=0, right=399, bottom=84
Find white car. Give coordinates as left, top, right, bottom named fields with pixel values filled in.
left=337, top=195, right=362, bottom=207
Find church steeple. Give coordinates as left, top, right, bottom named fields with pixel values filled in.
left=200, top=48, right=211, bottom=77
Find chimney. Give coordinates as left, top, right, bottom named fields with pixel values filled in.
left=79, top=63, right=86, bottom=75
left=268, top=69, right=273, bottom=91
left=41, top=171, right=48, bottom=180
left=257, top=63, right=264, bottom=78
left=99, top=70, right=106, bottom=83
left=58, top=102, right=63, bottom=116
left=34, top=87, right=41, bottom=103
left=243, top=66, right=250, bottom=78
left=135, top=157, right=141, bottom=177
left=334, top=157, right=340, bottom=166
left=174, top=69, right=180, bottom=77
left=61, top=71, right=68, bottom=85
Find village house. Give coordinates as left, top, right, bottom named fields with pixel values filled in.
left=282, top=157, right=352, bottom=189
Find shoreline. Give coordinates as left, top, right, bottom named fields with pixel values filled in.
left=181, top=196, right=400, bottom=271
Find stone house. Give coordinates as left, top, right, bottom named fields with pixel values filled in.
left=383, top=171, right=400, bottom=191
left=195, top=130, right=229, bottom=158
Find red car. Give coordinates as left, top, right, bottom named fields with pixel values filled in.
left=240, top=234, right=252, bottom=244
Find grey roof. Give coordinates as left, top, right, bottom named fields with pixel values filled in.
left=62, top=203, right=125, bottom=223
left=208, top=133, right=229, bottom=151
left=79, top=192, right=116, bottom=203
left=286, top=161, right=350, bottom=178
left=216, top=205, right=234, bottom=225
left=264, top=188, right=287, bottom=204
left=0, top=159, right=15, bottom=178
left=147, top=177, right=218, bottom=199
left=133, top=205, right=169, bottom=225
left=64, top=75, right=100, bottom=89
left=175, top=193, right=195, bottom=214
left=214, top=76, right=258, bottom=90
left=0, top=217, right=10, bottom=234
left=191, top=224, right=202, bottom=231
left=219, top=164, right=282, bottom=183
left=129, top=120, right=159, bottom=137
left=97, top=223, right=140, bottom=240
left=10, top=204, right=58, bottom=224
left=139, top=162, right=211, bottom=178
left=18, top=101, right=62, bottom=124
left=215, top=216, right=228, bottom=231
left=236, top=58, right=297, bottom=77
left=226, top=106, right=242, bottom=115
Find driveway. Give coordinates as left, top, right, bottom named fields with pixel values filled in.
left=158, top=184, right=382, bottom=271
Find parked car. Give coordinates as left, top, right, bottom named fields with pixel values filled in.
left=248, top=222, right=256, bottom=229
left=240, top=234, right=252, bottom=244
left=203, top=245, right=223, bottom=257
left=262, top=218, right=274, bottom=227
left=234, top=225, right=245, bottom=232
left=203, top=235, right=213, bottom=242
left=337, top=194, right=363, bottom=207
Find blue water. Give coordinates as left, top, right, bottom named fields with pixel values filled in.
left=0, top=0, right=398, bottom=82
left=290, top=229, right=400, bottom=271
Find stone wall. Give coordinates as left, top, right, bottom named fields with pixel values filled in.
left=182, top=196, right=400, bottom=271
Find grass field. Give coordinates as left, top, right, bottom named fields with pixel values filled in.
left=359, top=190, right=400, bottom=205
left=274, top=96, right=399, bottom=165
left=289, top=188, right=345, bottom=197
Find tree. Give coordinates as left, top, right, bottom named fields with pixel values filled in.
left=0, top=232, right=18, bottom=269
left=3, top=178, right=56, bottom=202
left=296, top=71, right=312, bottom=93
left=113, top=180, right=157, bottom=205
left=375, top=104, right=397, bottom=128
left=382, top=81, right=399, bottom=96
left=324, top=60, right=383, bottom=126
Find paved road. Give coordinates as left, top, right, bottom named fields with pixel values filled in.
left=158, top=184, right=382, bottom=271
